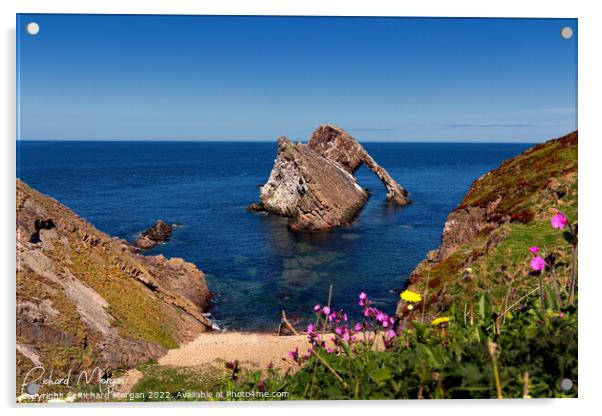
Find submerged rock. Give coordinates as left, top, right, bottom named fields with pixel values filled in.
left=251, top=125, right=409, bottom=231
left=134, top=219, right=173, bottom=249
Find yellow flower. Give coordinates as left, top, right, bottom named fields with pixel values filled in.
left=431, top=316, right=450, bottom=326
left=400, top=290, right=422, bottom=303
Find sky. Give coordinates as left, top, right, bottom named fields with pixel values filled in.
left=17, top=15, right=577, bottom=142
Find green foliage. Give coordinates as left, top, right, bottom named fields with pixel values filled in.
left=222, top=294, right=577, bottom=400
left=130, top=363, right=224, bottom=401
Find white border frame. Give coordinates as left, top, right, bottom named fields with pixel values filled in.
left=3, top=1, right=600, bottom=415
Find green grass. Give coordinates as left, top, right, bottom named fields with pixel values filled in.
left=68, top=248, right=179, bottom=349
left=129, top=363, right=226, bottom=401
left=410, top=132, right=577, bottom=318
left=459, top=131, right=577, bottom=214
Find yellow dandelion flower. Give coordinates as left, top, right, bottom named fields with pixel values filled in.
left=400, top=290, right=422, bottom=303
left=431, top=316, right=450, bottom=326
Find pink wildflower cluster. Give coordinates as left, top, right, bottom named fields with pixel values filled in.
left=288, top=346, right=314, bottom=365
left=289, top=292, right=401, bottom=362
left=551, top=211, right=568, bottom=230
left=527, top=211, right=571, bottom=272
left=529, top=247, right=546, bottom=272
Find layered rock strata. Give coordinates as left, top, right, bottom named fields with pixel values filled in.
left=16, top=180, right=212, bottom=383
left=251, top=125, right=409, bottom=231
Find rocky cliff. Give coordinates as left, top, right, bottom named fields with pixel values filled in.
left=16, top=180, right=213, bottom=387
left=251, top=125, right=409, bottom=231
left=398, top=131, right=578, bottom=319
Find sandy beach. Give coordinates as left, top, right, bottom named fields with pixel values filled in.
left=158, top=332, right=314, bottom=370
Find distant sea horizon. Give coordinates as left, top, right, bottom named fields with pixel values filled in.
left=17, top=140, right=533, bottom=331
left=18, top=139, right=541, bottom=144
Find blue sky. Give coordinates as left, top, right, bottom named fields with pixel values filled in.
left=17, top=15, right=577, bottom=142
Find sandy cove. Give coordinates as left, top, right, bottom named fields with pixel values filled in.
left=158, top=332, right=314, bottom=370
left=157, top=330, right=385, bottom=372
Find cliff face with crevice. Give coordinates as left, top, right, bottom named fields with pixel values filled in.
left=251, top=125, right=409, bottom=231
left=397, top=131, right=578, bottom=319
left=16, top=180, right=213, bottom=386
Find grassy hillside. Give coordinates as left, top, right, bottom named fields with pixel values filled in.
left=405, top=131, right=577, bottom=319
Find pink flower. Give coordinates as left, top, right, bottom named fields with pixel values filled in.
left=530, top=256, right=546, bottom=271
left=359, top=292, right=367, bottom=300
left=335, top=326, right=343, bottom=335
left=354, top=323, right=362, bottom=332
left=387, top=329, right=396, bottom=339
left=322, top=306, right=331, bottom=315
left=313, top=304, right=321, bottom=312
left=528, top=246, right=540, bottom=254
left=551, top=212, right=568, bottom=229
left=306, top=323, right=314, bottom=334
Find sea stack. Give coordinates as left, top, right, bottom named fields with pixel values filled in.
left=308, top=125, right=410, bottom=205
left=250, top=125, right=410, bottom=231
left=134, top=219, right=173, bottom=249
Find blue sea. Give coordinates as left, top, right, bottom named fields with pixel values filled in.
left=17, top=141, right=531, bottom=331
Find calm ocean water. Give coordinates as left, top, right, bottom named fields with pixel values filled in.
left=17, top=141, right=531, bottom=331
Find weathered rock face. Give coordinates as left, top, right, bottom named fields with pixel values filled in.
left=258, top=137, right=368, bottom=231
left=425, top=130, right=578, bottom=264
left=308, top=125, right=410, bottom=205
left=396, top=131, right=578, bottom=320
left=252, top=125, right=409, bottom=231
left=134, top=219, right=173, bottom=249
left=16, top=180, right=212, bottom=386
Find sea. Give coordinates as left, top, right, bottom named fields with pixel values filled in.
left=17, top=141, right=531, bottom=331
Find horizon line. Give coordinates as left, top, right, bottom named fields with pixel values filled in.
left=17, top=138, right=541, bottom=144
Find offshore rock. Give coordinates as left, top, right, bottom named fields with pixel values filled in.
left=252, top=125, right=409, bottom=231
left=135, top=219, right=173, bottom=249
left=258, top=136, right=368, bottom=231
left=308, top=125, right=410, bottom=205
